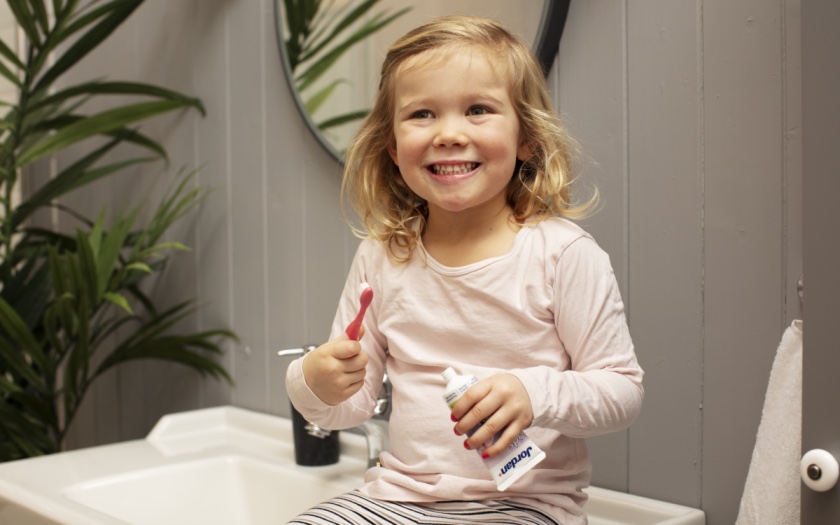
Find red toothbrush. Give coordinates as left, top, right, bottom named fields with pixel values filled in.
left=345, top=282, right=373, bottom=340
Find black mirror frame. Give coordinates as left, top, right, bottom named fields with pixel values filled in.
left=535, top=0, right=571, bottom=75
left=274, top=0, right=571, bottom=165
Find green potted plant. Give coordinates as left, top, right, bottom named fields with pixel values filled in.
left=0, top=0, right=235, bottom=463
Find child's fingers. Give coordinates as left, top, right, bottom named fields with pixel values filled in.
left=451, top=374, right=534, bottom=457
left=338, top=368, right=367, bottom=396
left=458, top=397, right=508, bottom=449
left=302, top=339, right=368, bottom=405
left=330, top=339, right=363, bottom=359
left=476, top=423, right=524, bottom=458
left=449, top=381, right=489, bottom=422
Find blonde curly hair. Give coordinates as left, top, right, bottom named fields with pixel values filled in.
left=342, top=14, right=596, bottom=262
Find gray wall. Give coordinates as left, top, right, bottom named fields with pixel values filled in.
left=43, top=2, right=801, bottom=524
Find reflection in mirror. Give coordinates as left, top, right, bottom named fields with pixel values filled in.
left=275, top=0, right=567, bottom=163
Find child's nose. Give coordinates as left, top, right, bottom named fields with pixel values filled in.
left=433, top=116, right=468, bottom=147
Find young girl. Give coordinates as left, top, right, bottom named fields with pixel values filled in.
left=286, top=15, right=643, bottom=525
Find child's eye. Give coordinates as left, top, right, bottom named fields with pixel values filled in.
left=411, top=109, right=433, bottom=119
left=468, top=106, right=489, bottom=116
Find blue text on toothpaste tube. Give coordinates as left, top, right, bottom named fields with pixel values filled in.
left=482, top=432, right=546, bottom=491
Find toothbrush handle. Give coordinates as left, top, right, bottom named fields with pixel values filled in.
left=345, top=317, right=363, bottom=340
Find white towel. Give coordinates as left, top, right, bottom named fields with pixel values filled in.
left=736, top=319, right=803, bottom=525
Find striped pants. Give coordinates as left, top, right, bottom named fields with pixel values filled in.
left=287, top=491, right=562, bottom=524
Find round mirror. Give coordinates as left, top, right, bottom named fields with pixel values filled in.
left=274, top=0, right=570, bottom=163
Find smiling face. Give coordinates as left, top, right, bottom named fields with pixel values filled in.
left=387, top=47, right=529, bottom=222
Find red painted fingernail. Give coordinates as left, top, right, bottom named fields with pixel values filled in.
left=450, top=414, right=458, bottom=422
left=453, top=427, right=461, bottom=436
left=481, top=452, right=490, bottom=459
left=463, top=440, right=471, bottom=450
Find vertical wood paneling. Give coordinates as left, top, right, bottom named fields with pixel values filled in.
left=701, top=3, right=785, bottom=523
left=554, top=0, right=630, bottom=492
left=264, top=0, right=311, bottom=417
left=190, top=0, right=235, bottom=408
left=227, top=0, right=270, bottom=412
left=302, top=158, right=346, bottom=345
left=626, top=0, right=703, bottom=508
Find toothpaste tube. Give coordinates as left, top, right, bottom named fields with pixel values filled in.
left=441, top=367, right=546, bottom=491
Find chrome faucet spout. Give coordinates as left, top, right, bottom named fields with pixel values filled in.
left=373, top=372, right=391, bottom=419
left=355, top=419, right=389, bottom=468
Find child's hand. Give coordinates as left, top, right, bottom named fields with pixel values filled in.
left=301, top=327, right=368, bottom=406
left=450, top=373, right=534, bottom=459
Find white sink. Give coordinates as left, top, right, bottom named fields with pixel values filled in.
left=63, top=455, right=361, bottom=525
left=0, top=407, right=704, bottom=525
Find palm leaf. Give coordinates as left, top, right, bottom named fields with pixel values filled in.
left=12, top=134, right=153, bottom=229
left=297, top=0, right=378, bottom=63
left=304, top=79, right=345, bottom=115
left=32, top=0, right=144, bottom=95
left=0, top=248, right=51, bottom=330
left=0, top=400, right=55, bottom=458
left=133, top=168, right=205, bottom=251
left=296, top=8, right=410, bottom=92
left=0, top=36, right=25, bottom=71
left=0, top=298, right=48, bottom=389
left=29, top=0, right=49, bottom=35
left=28, top=80, right=205, bottom=116
left=0, top=381, right=56, bottom=432
left=7, top=0, right=42, bottom=48
left=97, top=334, right=234, bottom=383
left=0, top=60, right=22, bottom=89
left=103, top=292, right=132, bottom=314
left=318, top=109, right=369, bottom=130
left=95, top=301, right=234, bottom=383
left=23, top=113, right=169, bottom=158
left=17, top=100, right=187, bottom=166
left=28, top=1, right=125, bottom=82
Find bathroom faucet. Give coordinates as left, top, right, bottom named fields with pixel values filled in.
left=355, top=418, right=389, bottom=468
left=278, top=345, right=392, bottom=468
left=372, top=371, right=391, bottom=420
left=354, top=371, right=391, bottom=467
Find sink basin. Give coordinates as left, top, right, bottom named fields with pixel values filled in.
left=0, top=407, right=704, bottom=525
left=64, top=455, right=360, bottom=525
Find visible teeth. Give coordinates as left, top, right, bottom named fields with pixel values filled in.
left=431, top=163, right=477, bottom=175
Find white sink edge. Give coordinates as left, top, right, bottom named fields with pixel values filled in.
left=584, top=486, right=706, bottom=524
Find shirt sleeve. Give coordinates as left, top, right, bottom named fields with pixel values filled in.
left=513, top=236, right=644, bottom=438
left=285, top=241, right=388, bottom=430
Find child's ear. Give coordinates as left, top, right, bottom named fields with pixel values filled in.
left=517, top=139, right=534, bottom=161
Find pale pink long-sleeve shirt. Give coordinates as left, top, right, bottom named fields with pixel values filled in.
left=286, top=217, right=644, bottom=524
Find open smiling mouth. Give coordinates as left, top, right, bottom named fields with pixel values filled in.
left=429, top=163, right=480, bottom=175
